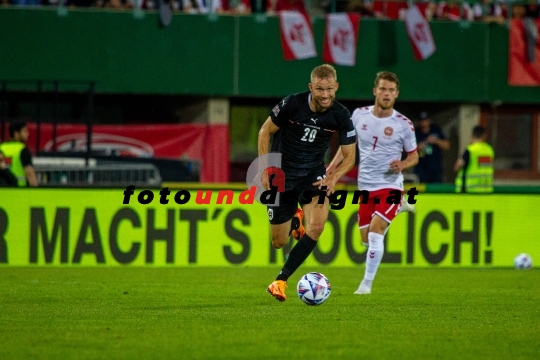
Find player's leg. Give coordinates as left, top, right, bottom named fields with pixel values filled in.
left=357, top=196, right=373, bottom=247
left=354, top=197, right=375, bottom=294
left=360, top=226, right=369, bottom=247
left=276, top=195, right=328, bottom=276
left=355, top=215, right=388, bottom=295
left=266, top=200, right=298, bottom=301
left=355, top=189, right=402, bottom=295
left=270, top=221, right=292, bottom=249
left=268, top=195, right=329, bottom=301
left=277, top=195, right=329, bottom=280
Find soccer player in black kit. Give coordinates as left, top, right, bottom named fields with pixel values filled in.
left=258, top=64, right=357, bottom=302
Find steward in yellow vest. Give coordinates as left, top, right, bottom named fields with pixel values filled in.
left=0, top=121, right=38, bottom=187
left=454, top=126, right=494, bottom=193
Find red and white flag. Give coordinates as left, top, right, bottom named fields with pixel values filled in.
left=404, top=5, right=436, bottom=61
left=279, top=11, right=317, bottom=61
left=508, top=18, right=540, bottom=86
left=323, top=13, right=360, bottom=66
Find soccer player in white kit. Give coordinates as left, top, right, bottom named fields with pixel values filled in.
left=327, top=71, right=419, bottom=294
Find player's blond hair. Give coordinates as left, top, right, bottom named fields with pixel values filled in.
left=374, top=71, right=400, bottom=90
left=311, top=64, right=337, bottom=82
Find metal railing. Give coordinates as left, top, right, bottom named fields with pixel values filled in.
left=35, top=162, right=162, bottom=187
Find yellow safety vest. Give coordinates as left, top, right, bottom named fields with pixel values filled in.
left=455, top=142, right=494, bottom=193
left=0, top=141, right=28, bottom=187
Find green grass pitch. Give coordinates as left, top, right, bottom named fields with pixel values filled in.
left=1, top=267, right=539, bottom=359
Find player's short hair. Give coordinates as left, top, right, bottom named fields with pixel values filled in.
left=311, top=64, right=337, bottom=82
left=374, top=71, right=400, bottom=90
left=473, top=125, right=486, bottom=138
left=9, top=120, right=27, bottom=138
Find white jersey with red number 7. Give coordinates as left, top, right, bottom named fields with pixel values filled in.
left=352, top=105, right=417, bottom=192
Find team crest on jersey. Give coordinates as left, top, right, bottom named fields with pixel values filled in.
left=268, top=208, right=274, bottom=220
left=272, top=105, right=280, bottom=117
left=361, top=124, right=367, bottom=131
left=384, top=127, right=393, bottom=136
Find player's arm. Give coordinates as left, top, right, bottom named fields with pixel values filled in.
left=326, top=146, right=344, bottom=177
left=258, top=117, right=280, bottom=189
left=329, top=143, right=356, bottom=181
left=314, top=143, right=356, bottom=195
left=390, top=122, right=419, bottom=173
left=258, top=116, right=280, bottom=156
left=390, top=150, right=419, bottom=173
left=327, top=109, right=357, bottom=178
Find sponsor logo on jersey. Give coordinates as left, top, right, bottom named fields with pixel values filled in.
left=361, top=124, right=367, bottom=131
left=384, top=127, right=393, bottom=136
left=310, top=118, right=317, bottom=123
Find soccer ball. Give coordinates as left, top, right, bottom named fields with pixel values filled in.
left=514, top=253, right=533, bottom=269
left=297, top=272, right=331, bottom=306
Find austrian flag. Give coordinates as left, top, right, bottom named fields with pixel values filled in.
left=404, top=5, right=436, bottom=61
left=323, top=13, right=360, bottom=66
left=279, top=11, right=317, bottom=61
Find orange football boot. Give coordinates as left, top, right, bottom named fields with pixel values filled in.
left=267, top=280, right=287, bottom=302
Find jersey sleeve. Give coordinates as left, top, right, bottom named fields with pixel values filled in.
left=337, top=108, right=357, bottom=146
left=403, top=122, right=418, bottom=153
left=269, top=95, right=294, bottom=128
left=20, top=147, right=33, bottom=167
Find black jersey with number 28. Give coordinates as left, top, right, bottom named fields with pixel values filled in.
left=270, top=91, right=356, bottom=180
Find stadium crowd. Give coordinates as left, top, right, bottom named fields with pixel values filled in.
left=1, top=0, right=539, bottom=20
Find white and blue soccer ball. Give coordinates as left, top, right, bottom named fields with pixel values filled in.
left=514, top=253, right=533, bottom=269
left=297, top=272, right=331, bottom=306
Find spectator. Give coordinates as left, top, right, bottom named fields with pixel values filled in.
left=128, top=0, right=156, bottom=10
left=0, top=151, right=18, bottom=187
left=526, top=0, right=540, bottom=18
left=512, top=3, right=527, bottom=19
left=472, top=0, right=506, bottom=25
left=0, top=121, right=38, bottom=187
left=454, top=125, right=494, bottom=193
left=414, top=111, right=450, bottom=183
left=372, top=0, right=408, bottom=20
left=186, top=0, right=229, bottom=13
left=436, top=1, right=462, bottom=21
left=275, top=0, right=306, bottom=13
left=346, top=0, right=374, bottom=17
left=102, top=0, right=128, bottom=8
left=416, top=0, right=437, bottom=20
left=236, top=0, right=272, bottom=14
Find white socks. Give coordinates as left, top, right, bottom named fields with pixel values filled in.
left=363, top=232, right=385, bottom=285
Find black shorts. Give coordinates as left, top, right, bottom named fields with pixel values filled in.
left=266, top=174, right=325, bottom=225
